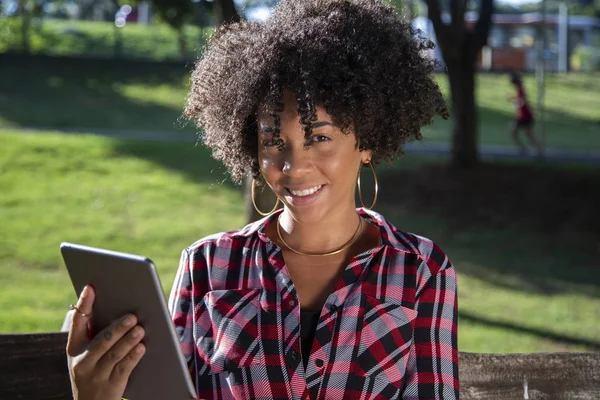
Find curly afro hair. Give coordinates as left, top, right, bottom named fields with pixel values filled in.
left=185, top=0, right=448, bottom=183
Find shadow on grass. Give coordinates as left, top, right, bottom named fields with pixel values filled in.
left=423, top=103, right=600, bottom=152
left=375, top=160, right=600, bottom=296
left=0, top=54, right=196, bottom=133
left=109, top=138, right=240, bottom=190
left=5, top=55, right=597, bottom=298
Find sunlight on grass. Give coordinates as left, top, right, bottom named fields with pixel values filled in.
left=0, top=129, right=245, bottom=332
left=1, top=129, right=598, bottom=354
left=423, top=73, right=600, bottom=152
left=116, top=83, right=189, bottom=111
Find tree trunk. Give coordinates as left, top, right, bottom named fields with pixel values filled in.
left=425, top=0, right=493, bottom=169
left=177, top=26, right=187, bottom=59
left=113, top=25, right=123, bottom=58
left=18, top=0, right=30, bottom=54
left=212, top=0, right=254, bottom=223
left=213, top=0, right=241, bottom=25
left=447, top=58, right=478, bottom=168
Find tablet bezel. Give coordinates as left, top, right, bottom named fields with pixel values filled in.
left=60, top=242, right=197, bottom=400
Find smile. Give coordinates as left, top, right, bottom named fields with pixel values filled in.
left=287, top=185, right=323, bottom=197
left=284, top=184, right=326, bottom=206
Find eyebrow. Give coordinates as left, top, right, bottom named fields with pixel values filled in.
left=311, top=121, right=334, bottom=128
left=258, top=120, right=334, bottom=133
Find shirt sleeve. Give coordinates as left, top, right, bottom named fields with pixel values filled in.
left=402, top=255, right=459, bottom=399
left=167, top=248, right=200, bottom=381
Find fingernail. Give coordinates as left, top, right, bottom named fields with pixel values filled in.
left=87, top=324, right=94, bottom=340
left=131, top=326, right=143, bottom=338
left=122, top=314, right=135, bottom=325
left=81, top=285, right=90, bottom=298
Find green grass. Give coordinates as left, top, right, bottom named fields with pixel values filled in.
left=0, top=129, right=244, bottom=332
left=0, top=56, right=195, bottom=133
left=1, top=129, right=599, bottom=354
left=0, top=18, right=209, bottom=61
left=422, top=72, right=600, bottom=152
left=1, top=56, right=599, bottom=152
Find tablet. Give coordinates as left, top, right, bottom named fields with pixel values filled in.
left=60, top=242, right=197, bottom=400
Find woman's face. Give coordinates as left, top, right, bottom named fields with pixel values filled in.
left=257, top=91, right=372, bottom=223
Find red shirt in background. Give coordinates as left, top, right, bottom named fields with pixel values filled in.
left=516, top=86, right=533, bottom=122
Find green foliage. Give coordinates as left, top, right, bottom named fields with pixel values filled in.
left=0, top=18, right=209, bottom=60
left=150, top=0, right=195, bottom=30
left=1, top=56, right=599, bottom=152
left=571, top=45, right=600, bottom=71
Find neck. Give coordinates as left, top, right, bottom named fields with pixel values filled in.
left=277, top=204, right=363, bottom=255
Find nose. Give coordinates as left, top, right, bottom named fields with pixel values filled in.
left=281, top=144, right=312, bottom=178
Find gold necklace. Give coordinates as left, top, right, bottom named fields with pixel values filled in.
left=276, top=216, right=363, bottom=256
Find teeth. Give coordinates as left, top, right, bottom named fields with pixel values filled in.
left=289, top=185, right=322, bottom=197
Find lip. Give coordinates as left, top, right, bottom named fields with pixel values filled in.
left=284, top=184, right=326, bottom=206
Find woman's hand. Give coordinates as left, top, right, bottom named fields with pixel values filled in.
left=66, top=285, right=146, bottom=400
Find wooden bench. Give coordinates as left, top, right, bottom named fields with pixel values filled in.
left=1, top=332, right=599, bottom=399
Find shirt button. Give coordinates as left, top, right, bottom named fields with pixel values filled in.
left=315, top=359, right=324, bottom=368
left=289, top=299, right=296, bottom=307
left=288, top=349, right=299, bottom=362
left=330, top=304, right=338, bottom=313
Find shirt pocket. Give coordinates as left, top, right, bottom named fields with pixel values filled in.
left=353, top=295, right=418, bottom=387
left=195, top=288, right=264, bottom=374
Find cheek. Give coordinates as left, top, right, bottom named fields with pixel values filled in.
left=321, top=150, right=361, bottom=184
left=259, top=152, right=280, bottom=174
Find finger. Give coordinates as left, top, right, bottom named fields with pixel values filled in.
left=109, top=343, right=146, bottom=384
left=66, top=285, right=95, bottom=357
left=97, top=325, right=145, bottom=379
left=82, top=313, right=138, bottom=372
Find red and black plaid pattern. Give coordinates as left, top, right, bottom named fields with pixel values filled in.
left=168, top=208, right=459, bottom=399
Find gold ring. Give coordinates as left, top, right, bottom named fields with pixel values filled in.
left=69, top=304, right=92, bottom=317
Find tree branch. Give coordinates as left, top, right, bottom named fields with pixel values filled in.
left=425, top=0, right=448, bottom=41
left=449, top=0, right=468, bottom=40
left=425, top=0, right=456, bottom=59
left=471, top=0, right=494, bottom=51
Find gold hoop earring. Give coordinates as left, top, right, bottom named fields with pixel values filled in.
left=357, top=161, right=378, bottom=210
left=251, top=179, right=280, bottom=216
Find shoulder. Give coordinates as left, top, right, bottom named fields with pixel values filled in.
left=363, top=209, right=454, bottom=278
left=183, top=214, right=271, bottom=259
left=395, top=230, right=453, bottom=276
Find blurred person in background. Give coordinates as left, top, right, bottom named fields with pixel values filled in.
left=65, top=1, right=459, bottom=399
left=508, top=72, right=542, bottom=155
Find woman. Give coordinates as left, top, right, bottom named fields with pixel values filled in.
left=508, top=72, right=541, bottom=155
left=66, top=1, right=459, bottom=399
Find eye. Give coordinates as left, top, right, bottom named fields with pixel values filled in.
left=309, top=135, right=331, bottom=143
left=262, top=138, right=284, bottom=148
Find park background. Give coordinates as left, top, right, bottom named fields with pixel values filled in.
left=0, top=0, right=599, bottom=355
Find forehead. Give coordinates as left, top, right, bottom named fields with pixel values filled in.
left=256, top=90, right=331, bottom=122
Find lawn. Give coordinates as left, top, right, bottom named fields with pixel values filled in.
left=421, top=72, right=600, bottom=152
left=1, top=18, right=208, bottom=61
left=0, top=129, right=244, bottom=332
left=1, top=55, right=599, bottom=152
left=1, top=129, right=598, bottom=354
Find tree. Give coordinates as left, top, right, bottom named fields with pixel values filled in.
left=212, top=0, right=241, bottom=25
left=14, top=0, right=43, bottom=54
left=387, top=0, right=416, bottom=20
left=150, top=0, right=195, bottom=57
left=424, top=0, right=494, bottom=168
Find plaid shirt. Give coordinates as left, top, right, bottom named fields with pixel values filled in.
left=168, top=208, right=459, bottom=399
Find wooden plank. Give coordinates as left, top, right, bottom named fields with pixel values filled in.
left=1, top=333, right=599, bottom=399
left=460, top=352, right=600, bottom=399
left=0, top=332, right=71, bottom=400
